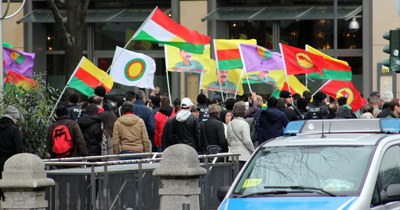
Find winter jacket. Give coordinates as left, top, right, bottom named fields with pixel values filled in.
left=227, top=117, right=254, bottom=161
left=198, top=104, right=209, bottom=122
left=152, top=106, right=161, bottom=115
left=78, top=112, right=103, bottom=156
left=113, top=114, right=150, bottom=154
left=257, top=107, right=289, bottom=144
left=67, top=104, right=82, bottom=121
left=154, top=106, right=173, bottom=147
left=134, top=100, right=156, bottom=141
left=335, top=106, right=357, bottom=119
left=278, top=107, right=299, bottom=121
left=169, top=110, right=201, bottom=152
left=377, top=106, right=391, bottom=118
left=386, top=111, right=399, bottom=118
left=306, top=102, right=329, bottom=119
left=161, top=119, right=173, bottom=150
left=46, top=116, right=88, bottom=158
left=0, top=116, right=23, bottom=167
left=203, top=115, right=228, bottom=152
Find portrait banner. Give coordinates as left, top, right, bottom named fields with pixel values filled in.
left=201, top=67, right=244, bottom=95
left=165, top=45, right=212, bottom=73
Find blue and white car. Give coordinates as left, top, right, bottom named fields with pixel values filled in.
left=218, top=119, right=400, bottom=210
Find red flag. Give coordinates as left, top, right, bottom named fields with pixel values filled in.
left=280, top=43, right=324, bottom=76
left=320, top=80, right=366, bottom=111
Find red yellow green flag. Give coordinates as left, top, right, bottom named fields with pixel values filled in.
left=5, top=70, right=37, bottom=89
left=214, top=39, right=256, bottom=70
left=320, top=80, right=366, bottom=111
left=68, top=57, right=114, bottom=96
left=280, top=43, right=324, bottom=76
left=306, top=45, right=352, bottom=81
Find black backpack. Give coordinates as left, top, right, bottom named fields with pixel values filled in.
left=245, top=109, right=262, bottom=142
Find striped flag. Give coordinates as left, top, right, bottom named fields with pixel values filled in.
left=132, top=7, right=210, bottom=54
left=306, top=45, right=352, bottom=81
left=214, top=39, right=256, bottom=71
left=68, top=57, right=114, bottom=96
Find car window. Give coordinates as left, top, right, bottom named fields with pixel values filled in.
left=233, top=146, right=373, bottom=197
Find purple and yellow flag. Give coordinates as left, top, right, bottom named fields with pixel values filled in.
left=3, top=47, right=35, bottom=76
left=238, top=43, right=284, bottom=73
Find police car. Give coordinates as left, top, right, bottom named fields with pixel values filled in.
left=218, top=119, right=400, bottom=210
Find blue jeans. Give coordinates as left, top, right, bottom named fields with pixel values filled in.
left=120, top=151, right=146, bottom=160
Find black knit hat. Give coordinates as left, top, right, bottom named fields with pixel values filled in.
left=279, top=90, right=292, bottom=98
left=314, top=91, right=327, bottom=101
left=94, top=86, right=106, bottom=97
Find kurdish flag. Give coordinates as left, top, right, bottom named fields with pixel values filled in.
left=214, top=39, right=256, bottom=71
left=132, top=7, right=211, bottom=54
left=306, top=45, right=352, bottom=81
left=280, top=43, right=324, bottom=76
left=110, top=46, right=156, bottom=89
left=5, top=71, right=37, bottom=89
left=320, top=80, right=366, bottom=111
left=68, top=57, right=114, bottom=97
left=238, top=43, right=284, bottom=73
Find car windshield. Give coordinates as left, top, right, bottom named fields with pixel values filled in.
left=233, top=145, right=374, bottom=197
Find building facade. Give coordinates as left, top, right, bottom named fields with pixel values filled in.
left=3, top=0, right=399, bottom=101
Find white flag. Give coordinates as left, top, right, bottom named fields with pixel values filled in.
left=110, top=46, right=156, bottom=89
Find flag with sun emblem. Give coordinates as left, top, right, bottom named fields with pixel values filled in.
left=110, top=46, right=156, bottom=89
left=320, top=80, right=366, bottom=111
left=238, top=43, right=284, bottom=73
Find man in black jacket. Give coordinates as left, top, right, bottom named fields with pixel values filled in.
left=169, top=98, right=201, bottom=153
left=203, top=104, right=228, bottom=153
left=277, top=98, right=299, bottom=121
left=0, top=105, right=23, bottom=200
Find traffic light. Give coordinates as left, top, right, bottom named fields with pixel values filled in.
left=383, top=29, right=400, bottom=72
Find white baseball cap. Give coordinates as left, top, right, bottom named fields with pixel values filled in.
left=181, top=97, right=193, bottom=108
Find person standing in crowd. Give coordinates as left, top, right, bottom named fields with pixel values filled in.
left=385, top=98, right=400, bottom=118
left=154, top=97, right=173, bottom=152
left=227, top=102, right=254, bottom=166
left=203, top=104, right=228, bottom=153
left=335, top=97, right=356, bottom=119
left=307, top=91, right=329, bottom=119
left=257, top=96, right=289, bottom=144
left=67, top=93, right=82, bottom=121
left=78, top=104, right=102, bottom=156
left=326, top=103, right=338, bottom=119
left=377, top=91, right=393, bottom=118
left=197, top=93, right=209, bottom=122
left=113, top=101, right=150, bottom=159
left=277, top=98, right=299, bottom=121
left=213, top=94, right=224, bottom=111
left=368, top=92, right=382, bottom=117
left=280, top=90, right=301, bottom=118
left=47, top=106, right=88, bottom=158
left=169, top=98, right=201, bottom=153
left=150, top=95, right=161, bottom=115
left=191, top=105, right=200, bottom=118
left=170, top=98, right=181, bottom=118
left=220, top=98, right=236, bottom=122
left=245, top=92, right=260, bottom=118
left=101, top=111, right=117, bottom=156
left=303, top=90, right=312, bottom=105
left=134, top=90, right=156, bottom=151
left=94, top=86, right=113, bottom=111
left=296, top=98, right=309, bottom=120
left=150, top=87, right=161, bottom=97
left=360, top=103, right=374, bottom=119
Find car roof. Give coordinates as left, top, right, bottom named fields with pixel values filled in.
left=261, top=133, right=391, bottom=147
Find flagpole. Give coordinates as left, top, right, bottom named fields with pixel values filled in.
left=312, top=79, right=332, bottom=97
left=213, top=39, right=225, bottom=101
left=49, top=57, right=85, bottom=119
left=164, top=46, right=172, bottom=102
left=245, top=73, right=253, bottom=93
left=279, top=43, right=292, bottom=94
left=238, top=43, right=253, bottom=93
left=98, top=7, right=159, bottom=85
left=234, top=69, right=245, bottom=98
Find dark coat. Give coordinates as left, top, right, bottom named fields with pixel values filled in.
left=0, top=116, right=23, bottom=168
left=134, top=100, right=156, bottom=141
left=169, top=110, right=200, bottom=152
left=161, top=119, right=173, bottom=150
left=377, top=107, right=391, bottom=118
left=67, top=104, right=82, bottom=121
left=278, top=107, right=299, bottom=121
left=257, top=107, right=289, bottom=144
left=306, top=102, right=329, bottom=119
left=78, top=112, right=102, bottom=156
left=197, top=104, right=209, bottom=122
left=47, top=116, right=88, bottom=158
left=203, top=115, right=228, bottom=152
left=335, top=106, right=357, bottom=119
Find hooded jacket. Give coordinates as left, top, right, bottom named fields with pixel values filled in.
left=169, top=109, right=200, bottom=152
left=78, top=112, right=102, bottom=156
left=154, top=106, right=173, bottom=147
left=113, top=114, right=150, bottom=154
left=203, top=115, right=228, bottom=152
left=227, top=117, right=254, bottom=161
left=0, top=116, right=23, bottom=167
left=257, top=107, right=289, bottom=144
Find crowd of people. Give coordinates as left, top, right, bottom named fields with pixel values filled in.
left=27, top=86, right=400, bottom=164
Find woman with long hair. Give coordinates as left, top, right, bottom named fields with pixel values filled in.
left=102, top=111, right=117, bottom=155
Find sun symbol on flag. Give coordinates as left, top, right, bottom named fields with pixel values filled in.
left=124, top=58, right=146, bottom=82
left=169, top=35, right=185, bottom=42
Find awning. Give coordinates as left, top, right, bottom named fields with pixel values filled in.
left=202, top=5, right=362, bottom=22
left=17, top=8, right=171, bottom=24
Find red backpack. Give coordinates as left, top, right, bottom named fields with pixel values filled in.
left=52, top=120, right=74, bottom=158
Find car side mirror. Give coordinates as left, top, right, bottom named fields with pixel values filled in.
left=382, top=183, right=400, bottom=203
left=217, top=186, right=231, bottom=202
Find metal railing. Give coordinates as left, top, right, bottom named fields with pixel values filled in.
left=43, top=152, right=240, bottom=210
